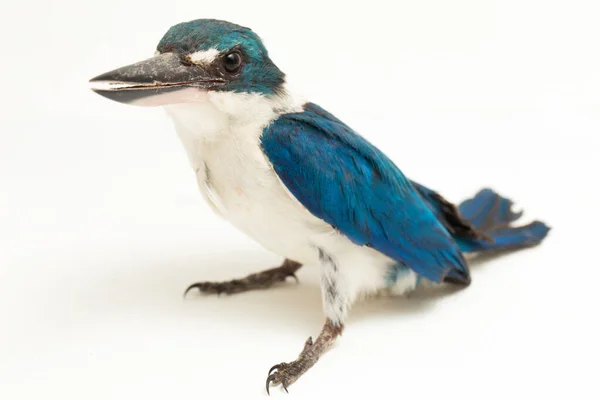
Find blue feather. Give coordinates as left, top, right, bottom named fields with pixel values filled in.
left=261, top=103, right=470, bottom=285
left=412, top=183, right=550, bottom=253
left=458, top=221, right=550, bottom=253
left=458, top=188, right=523, bottom=232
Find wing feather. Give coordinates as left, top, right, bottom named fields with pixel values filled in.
left=260, top=103, right=470, bottom=284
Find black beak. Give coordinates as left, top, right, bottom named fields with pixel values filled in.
left=89, top=52, right=225, bottom=106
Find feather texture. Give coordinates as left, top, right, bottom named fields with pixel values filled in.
left=457, top=188, right=523, bottom=232
left=261, top=103, right=470, bottom=285
left=413, top=184, right=550, bottom=253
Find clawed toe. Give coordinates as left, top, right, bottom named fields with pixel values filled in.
left=266, top=373, right=276, bottom=395
left=184, top=282, right=217, bottom=297
left=263, top=323, right=339, bottom=394
left=266, top=363, right=290, bottom=395
left=183, top=283, right=201, bottom=297
left=268, top=363, right=282, bottom=375
left=183, top=268, right=300, bottom=298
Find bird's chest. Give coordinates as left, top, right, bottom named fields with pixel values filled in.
left=164, top=100, right=328, bottom=263
left=196, top=137, right=272, bottom=218
left=192, top=133, right=320, bottom=260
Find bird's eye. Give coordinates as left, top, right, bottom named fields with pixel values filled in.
left=223, top=51, right=243, bottom=74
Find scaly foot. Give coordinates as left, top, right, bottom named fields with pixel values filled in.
left=266, top=319, right=343, bottom=395
left=184, top=259, right=302, bottom=296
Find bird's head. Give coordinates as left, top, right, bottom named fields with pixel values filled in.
left=89, top=19, right=286, bottom=106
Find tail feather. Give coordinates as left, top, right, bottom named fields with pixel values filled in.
left=456, top=188, right=550, bottom=253
left=411, top=181, right=550, bottom=256
left=458, top=188, right=523, bottom=232
left=459, top=220, right=550, bottom=253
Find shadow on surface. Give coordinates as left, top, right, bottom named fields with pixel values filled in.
left=73, top=241, right=547, bottom=338
left=73, top=246, right=488, bottom=334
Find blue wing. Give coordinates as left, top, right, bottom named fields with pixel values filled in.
left=260, top=103, right=470, bottom=284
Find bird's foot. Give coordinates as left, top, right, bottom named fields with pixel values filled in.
left=184, top=259, right=302, bottom=296
left=266, top=319, right=342, bottom=395
left=266, top=337, right=314, bottom=394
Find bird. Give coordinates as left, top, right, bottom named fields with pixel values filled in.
left=89, top=18, right=550, bottom=394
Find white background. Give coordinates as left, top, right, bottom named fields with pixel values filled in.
left=1, top=0, right=599, bottom=399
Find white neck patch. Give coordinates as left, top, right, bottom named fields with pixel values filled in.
left=163, top=84, right=305, bottom=167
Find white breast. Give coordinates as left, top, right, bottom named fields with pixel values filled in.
left=163, top=90, right=332, bottom=264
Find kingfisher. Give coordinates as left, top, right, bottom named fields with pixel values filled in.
left=89, top=19, right=550, bottom=394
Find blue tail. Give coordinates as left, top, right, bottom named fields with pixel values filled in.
left=455, top=188, right=550, bottom=253
left=412, top=182, right=550, bottom=254
left=457, top=220, right=550, bottom=253
left=458, top=188, right=522, bottom=232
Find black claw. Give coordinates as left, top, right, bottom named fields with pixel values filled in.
left=268, top=364, right=281, bottom=375
left=282, top=380, right=289, bottom=393
left=289, top=273, right=299, bottom=284
left=183, top=284, right=199, bottom=297
left=266, top=374, right=276, bottom=396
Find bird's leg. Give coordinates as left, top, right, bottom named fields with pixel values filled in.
left=265, top=318, right=343, bottom=395
left=266, top=246, right=349, bottom=394
left=184, top=259, right=302, bottom=296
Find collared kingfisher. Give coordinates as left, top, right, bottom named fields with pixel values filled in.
left=89, top=19, right=550, bottom=394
